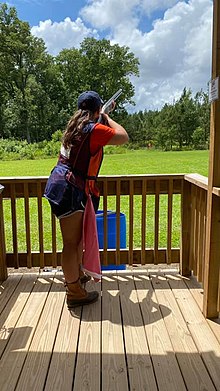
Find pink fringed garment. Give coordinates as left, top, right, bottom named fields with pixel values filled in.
left=82, top=195, right=101, bottom=282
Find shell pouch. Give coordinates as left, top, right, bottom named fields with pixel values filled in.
left=44, top=164, right=74, bottom=207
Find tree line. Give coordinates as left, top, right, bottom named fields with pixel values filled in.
left=127, top=88, right=210, bottom=150
left=0, top=3, right=210, bottom=152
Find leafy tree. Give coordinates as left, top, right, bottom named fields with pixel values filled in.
left=55, top=38, right=139, bottom=124
left=194, top=89, right=210, bottom=148
left=125, top=87, right=210, bottom=151
left=79, top=38, right=139, bottom=105
left=155, top=104, right=176, bottom=150
left=172, top=88, right=199, bottom=149
left=0, top=3, right=53, bottom=142
left=125, top=109, right=158, bottom=147
left=192, top=126, right=207, bottom=149
left=125, top=112, right=144, bottom=144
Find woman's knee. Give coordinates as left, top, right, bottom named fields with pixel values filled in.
left=60, top=212, right=83, bottom=244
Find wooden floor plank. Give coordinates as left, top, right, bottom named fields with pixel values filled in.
left=102, top=274, right=129, bottom=391
left=166, top=273, right=220, bottom=391
left=182, top=275, right=204, bottom=310
left=183, top=275, right=220, bottom=345
left=0, top=274, right=23, bottom=313
left=16, top=275, right=65, bottom=391
left=44, top=295, right=81, bottom=391
left=73, top=280, right=102, bottom=391
left=135, top=273, right=187, bottom=391
left=150, top=273, right=215, bottom=391
left=117, top=273, right=158, bottom=391
left=0, top=274, right=37, bottom=359
left=0, top=274, right=53, bottom=391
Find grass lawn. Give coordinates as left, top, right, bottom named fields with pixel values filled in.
left=0, top=149, right=209, bottom=177
left=0, top=149, right=209, bottom=253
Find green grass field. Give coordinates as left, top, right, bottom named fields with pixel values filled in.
left=0, top=149, right=209, bottom=253
left=0, top=149, right=209, bottom=177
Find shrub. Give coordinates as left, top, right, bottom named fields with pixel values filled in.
left=0, top=132, right=127, bottom=160
left=104, top=145, right=128, bottom=154
left=42, top=141, right=60, bottom=157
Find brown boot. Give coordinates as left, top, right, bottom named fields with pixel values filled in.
left=65, top=279, right=99, bottom=309
left=79, top=268, right=91, bottom=284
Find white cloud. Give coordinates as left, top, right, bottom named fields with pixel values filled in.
left=80, top=0, right=141, bottom=30
left=31, top=0, right=213, bottom=111
left=110, top=0, right=213, bottom=111
left=141, top=0, right=179, bottom=15
left=31, top=17, right=98, bottom=55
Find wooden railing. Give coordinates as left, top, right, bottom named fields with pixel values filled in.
left=0, top=174, right=183, bottom=275
left=182, top=174, right=219, bottom=314
left=181, top=174, right=208, bottom=280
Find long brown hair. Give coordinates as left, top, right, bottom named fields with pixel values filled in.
left=62, top=109, right=96, bottom=149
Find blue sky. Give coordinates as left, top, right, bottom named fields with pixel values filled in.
left=3, top=0, right=213, bottom=112
left=8, top=0, right=164, bottom=31
left=9, top=0, right=84, bottom=27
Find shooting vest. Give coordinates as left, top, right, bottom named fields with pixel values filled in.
left=58, top=121, right=103, bottom=197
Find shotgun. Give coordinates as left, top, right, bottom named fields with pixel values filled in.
left=101, top=88, right=123, bottom=114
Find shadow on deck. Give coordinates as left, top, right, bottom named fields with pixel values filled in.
left=0, top=268, right=219, bottom=391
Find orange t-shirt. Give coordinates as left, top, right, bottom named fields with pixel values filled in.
left=90, top=123, right=115, bottom=155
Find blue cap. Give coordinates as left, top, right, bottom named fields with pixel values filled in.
left=77, top=91, right=103, bottom=111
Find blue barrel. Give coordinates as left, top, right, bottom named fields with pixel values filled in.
left=96, top=211, right=126, bottom=249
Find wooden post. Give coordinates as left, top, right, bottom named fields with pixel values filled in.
left=203, top=0, right=220, bottom=318
left=180, top=179, right=191, bottom=276
left=0, top=187, right=7, bottom=281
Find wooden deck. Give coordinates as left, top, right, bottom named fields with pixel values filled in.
left=0, top=269, right=220, bottom=391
